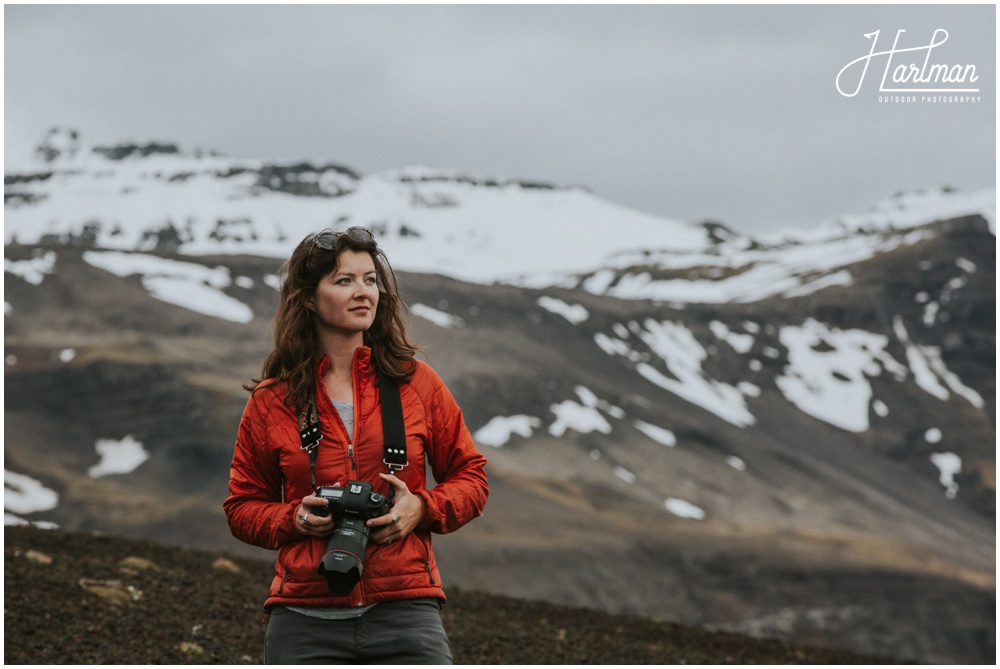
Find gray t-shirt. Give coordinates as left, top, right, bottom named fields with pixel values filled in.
left=332, top=398, right=354, bottom=441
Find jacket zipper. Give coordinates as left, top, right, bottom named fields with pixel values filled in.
left=323, top=402, right=357, bottom=474
left=318, top=353, right=360, bottom=474
left=348, top=355, right=360, bottom=474
left=352, top=350, right=363, bottom=605
left=347, top=439, right=357, bottom=472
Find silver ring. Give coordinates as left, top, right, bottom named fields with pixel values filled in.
left=385, top=538, right=392, bottom=545
left=391, top=514, right=399, bottom=524
left=301, top=513, right=310, bottom=526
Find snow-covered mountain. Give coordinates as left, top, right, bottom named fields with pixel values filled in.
left=4, top=128, right=995, bottom=663
left=5, top=127, right=703, bottom=284
left=7, top=127, right=994, bottom=291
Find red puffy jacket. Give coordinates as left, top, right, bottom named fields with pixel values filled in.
left=224, top=347, right=489, bottom=609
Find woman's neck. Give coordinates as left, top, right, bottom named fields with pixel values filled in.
left=318, top=333, right=364, bottom=401
left=317, top=331, right=364, bottom=364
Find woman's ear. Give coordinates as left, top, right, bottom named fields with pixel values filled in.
left=304, top=295, right=315, bottom=311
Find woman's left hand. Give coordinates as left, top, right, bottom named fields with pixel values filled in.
left=368, top=473, right=424, bottom=546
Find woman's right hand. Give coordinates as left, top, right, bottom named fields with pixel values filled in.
left=294, top=493, right=335, bottom=537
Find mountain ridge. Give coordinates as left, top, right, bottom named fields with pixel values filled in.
left=6, top=127, right=994, bottom=287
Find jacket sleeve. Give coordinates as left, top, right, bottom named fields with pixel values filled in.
left=223, top=391, right=302, bottom=550
left=411, top=364, right=489, bottom=534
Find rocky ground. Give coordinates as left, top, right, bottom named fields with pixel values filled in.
left=4, top=526, right=900, bottom=665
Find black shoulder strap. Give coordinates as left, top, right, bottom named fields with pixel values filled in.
left=378, top=371, right=408, bottom=472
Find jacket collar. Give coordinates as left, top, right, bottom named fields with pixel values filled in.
left=316, top=346, right=373, bottom=378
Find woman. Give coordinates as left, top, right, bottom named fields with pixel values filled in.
left=224, top=227, right=489, bottom=664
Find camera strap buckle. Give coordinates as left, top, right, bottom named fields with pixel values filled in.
left=298, top=398, right=323, bottom=452
left=299, top=424, right=323, bottom=453
left=299, top=397, right=323, bottom=489
left=384, top=460, right=406, bottom=475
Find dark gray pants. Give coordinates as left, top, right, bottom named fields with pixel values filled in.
left=264, top=599, right=453, bottom=664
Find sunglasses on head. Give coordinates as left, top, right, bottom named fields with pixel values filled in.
left=311, top=226, right=375, bottom=250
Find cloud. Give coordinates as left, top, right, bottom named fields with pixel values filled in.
left=4, top=4, right=994, bottom=235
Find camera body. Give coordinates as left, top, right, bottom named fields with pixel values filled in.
left=313, top=481, right=391, bottom=595
left=313, top=481, right=391, bottom=521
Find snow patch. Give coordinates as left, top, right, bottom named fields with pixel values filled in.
left=87, top=435, right=150, bottom=478
left=411, top=303, right=465, bottom=328
left=872, top=399, right=890, bottom=417
left=537, top=296, right=589, bottom=324
left=82, top=251, right=254, bottom=323
left=632, top=320, right=755, bottom=427
left=614, top=466, right=637, bottom=484
left=893, top=316, right=984, bottom=407
left=929, top=452, right=961, bottom=499
left=709, top=320, right=754, bottom=354
left=725, top=456, right=747, bottom=471
left=474, top=415, right=542, bottom=448
left=955, top=257, right=977, bottom=273
left=633, top=420, right=677, bottom=446
left=922, top=301, right=940, bottom=327
left=775, top=319, right=898, bottom=432
left=549, top=386, right=613, bottom=438
left=4, top=469, right=59, bottom=516
left=782, top=269, right=853, bottom=297
left=5, top=251, right=56, bottom=285
left=664, top=497, right=706, bottom=520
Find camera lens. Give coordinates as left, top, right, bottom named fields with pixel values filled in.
left=315, top=480, right=391, bottom=595
left=318, top=517, right=370, bottom=596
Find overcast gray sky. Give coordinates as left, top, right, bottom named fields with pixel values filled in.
left=4, top=3, right=995, bottom=235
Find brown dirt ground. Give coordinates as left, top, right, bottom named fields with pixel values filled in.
left=3, top=526, right=899, bottom=664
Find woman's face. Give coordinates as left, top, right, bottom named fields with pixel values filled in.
left=307, top=250, right=379, bottom=339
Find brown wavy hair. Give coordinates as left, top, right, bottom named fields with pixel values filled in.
left=247, top=228, right=420, bottom=414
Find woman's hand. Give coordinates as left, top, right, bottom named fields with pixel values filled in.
left=368, top=473, right=424, bottom=545
left=294, top=492, right=336, bottom=537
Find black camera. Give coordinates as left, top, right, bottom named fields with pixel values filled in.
left=312, top=481, right=392, bottom=596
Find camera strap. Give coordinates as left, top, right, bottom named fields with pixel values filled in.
left=298, top=370, right=408, bottom=490
left=378, top=370, right=408, bottom=474
left=298, top=396, right=323, bottom=490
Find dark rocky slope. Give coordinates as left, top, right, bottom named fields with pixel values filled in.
left=4, top=525, right=901, bottom=664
